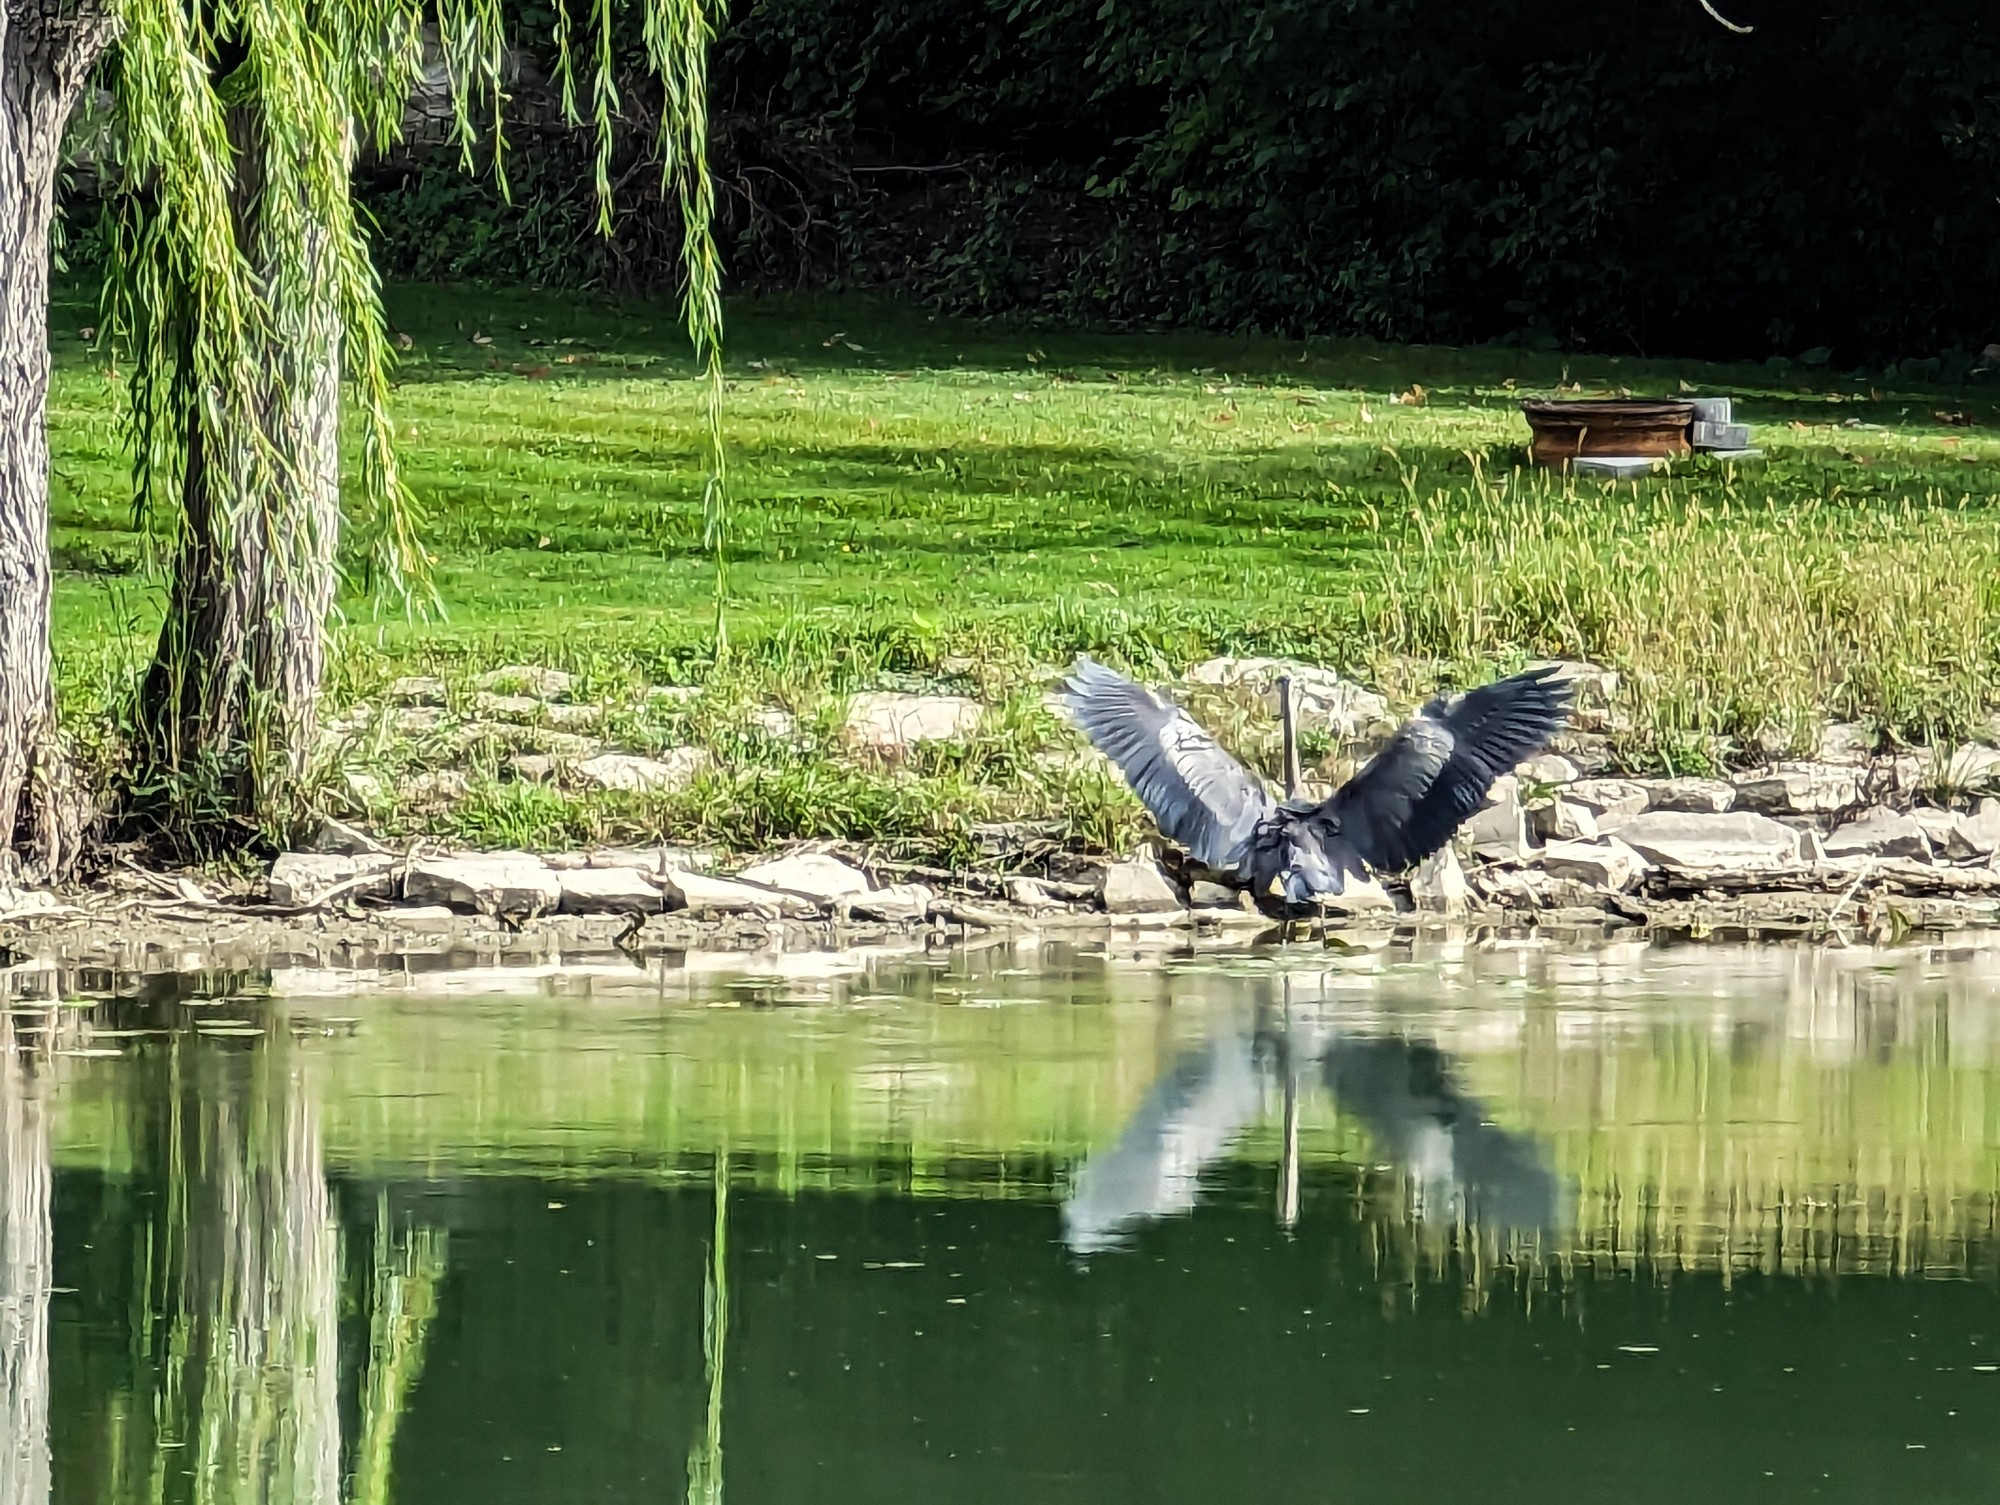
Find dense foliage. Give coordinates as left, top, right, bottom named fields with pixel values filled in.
left=354, top=0, right=2000, bottom=362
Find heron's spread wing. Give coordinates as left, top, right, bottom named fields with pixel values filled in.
left=1324, top=664, right=1573, bottom=871
left=1060, top=656, right=1274, bottom=870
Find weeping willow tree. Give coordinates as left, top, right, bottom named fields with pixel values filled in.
left=0, top=0, right=725, bottom=865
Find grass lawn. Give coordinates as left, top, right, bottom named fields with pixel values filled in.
left=43, top=281, right=2000, bottom=853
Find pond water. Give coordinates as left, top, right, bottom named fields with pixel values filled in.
left=6, top=935, right=2000, bottom=1503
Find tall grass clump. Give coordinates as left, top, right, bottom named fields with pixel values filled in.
left=1359, top=468, right=2000, bottom=771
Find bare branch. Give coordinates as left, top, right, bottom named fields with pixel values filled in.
left=1697, top=0, right=1754, bottom=34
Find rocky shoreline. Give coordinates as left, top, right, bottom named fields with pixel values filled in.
left=10, top=655, right=2000, bottom=956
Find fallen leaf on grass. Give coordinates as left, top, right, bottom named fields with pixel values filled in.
left=1393, top=384, right=1427, bottom=405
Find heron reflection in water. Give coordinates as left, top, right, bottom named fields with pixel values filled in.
left=1062, top=1006, right=1561, bottom=1253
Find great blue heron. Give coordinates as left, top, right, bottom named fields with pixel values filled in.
left=1059, top=657, right=1573, bottom=918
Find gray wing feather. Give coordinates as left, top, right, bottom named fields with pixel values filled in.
left=1323, top=665, right=1573, bottom=872
left=1060, top=656, right=1274, bottom=870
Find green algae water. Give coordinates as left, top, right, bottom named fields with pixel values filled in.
left=9, top=936, right=2000, bottom=1503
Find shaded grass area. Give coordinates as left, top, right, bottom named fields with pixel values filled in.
left=43, top=281, right=2000, bottom=851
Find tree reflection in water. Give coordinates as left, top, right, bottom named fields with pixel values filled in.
left=2, top=1011, right=53, bottom=1505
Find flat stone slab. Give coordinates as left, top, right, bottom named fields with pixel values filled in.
left=844, top=692, right=985, bottom=751
left=1823, top=808, right=1932, bottom=860
left=849, top=883, right=934, bottom=922
left=1542, top=837, right=1650, bottom=893
left=473, top=692, right=545, bottom=722
left=736, top=852, right=872, bottom=901
left=1564, top=778, right=1649, bottom=821
left=269, top=852, right=397, bottom=908
left=1516, top=753, right=1579, bottom=785
left=1099, top=859, right=1182, bottom=913
left=405, top=854, right=564, bottom=917
left=1615, top=811, right=1807, bottom=873
left=1733, top=762, right=1860, bottom=815
left=1465, top=775, right=1530, bottom=860
left=387, top=675, right=447, bottom=707
left=1530, top=798, right=1598, bottom=842
left=475, top=665, right=573, bottom=700
left=574, top=749, right=710, bottom=793
left=1638, top=777, right=1735, bottom=814
left=557, top=867, right=666, bottom=914
left=661, top=869, right=820, bottom=918
left=1937, top=743, right=2000, bottom=793
left=1187, top=880, right=1248, bottom=911
left=1182, top=657, right=1390, bottom=739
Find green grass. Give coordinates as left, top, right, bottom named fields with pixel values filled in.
left=44, top=280, right=2000, bottom=850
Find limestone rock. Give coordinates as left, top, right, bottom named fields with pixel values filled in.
left=1516, top=753, right=1579, bottom=786
left=1005, top=876, right=1064, bottom=909
left=1951, top=807, right=2000, bottom=859
left=550, top=846, right=679, bottom=873
left=1541, top=838, right=1650, bottom=893
left=574, top=749, right=710, bottom=793
left=1615, top=811, right=1807, bottom=873
left=1816, top=721, right=1876, bottom=765
left=510, top=754, right=555, bottom=783
left=1937, top=743, right=2000, bottom=793
left=736, top=852, right=873, bottom=902
left=1464, top=775, right=1530, bottom=860
left=849, top=883, right=933, bottom=923
left=1319, top=876, right=1396, bottom=914
left=746, top=705, right=799, bottom=740
left=518, top=729, right=600, bottom=759
left=544, top=703, right=604, bottom=731
left=473, top=692, right=545, bottom=722
left=1913, top=809, right=1975, bottom=859
left=1822, top=808, right=1932, bottom=860
left=1529, top=799, right=1598, bottom=843
left=1098, top=859, right=1183, bottom=914
left=387, top=675, right=447, bottom=707
left=844, top=692, right=984, bottom=751
left=405, top=854, right=563, bottom=916
left=406, top=769, right=468, bottom=805
left=382, top=905, right=461, bottom=932
left=1181, top=656, right=1390, bottom=738
left=1187, top=880, right=1246, bottom=910
left=1639, top=776, right=1735, bottom=814
left=557, top=867, right=666, bottom=914
left=1732, top=762, right=1860, bottom=815
left=661, top=868, right=819, bottom=918
left=395, top=706, right=445, bottom=735
left=1563, top=778, right=1649, bottom=822
left=648, top=685, right=702, bottom=706
left=1410, top=847, right=1470, bottom=914
left=475, top=665, right=573, bottom=700
left=1527, top=659, right=1620, bottom=704
left=343, top=770, right=387, bottom=805
left=269, top=852, right=397, bottom=908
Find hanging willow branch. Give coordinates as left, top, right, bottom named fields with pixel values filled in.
left=104, top=0, right=728, bottom=644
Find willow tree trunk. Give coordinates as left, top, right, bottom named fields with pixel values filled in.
left=138, top=105, right=341, bottom=835
left=0, top=0, right=115, bottom=876
left=0, top=1015, right=52, bottom=1505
